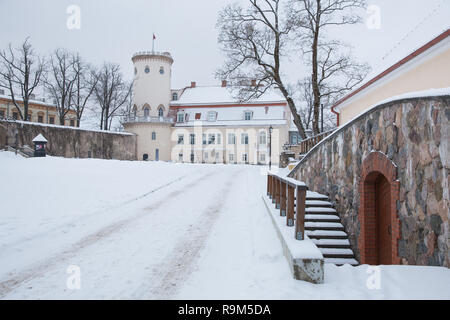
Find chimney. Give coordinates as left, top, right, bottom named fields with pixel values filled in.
left=221, top=80, right=227, bottom=87
left=190, top=81, right=196, bottom=88
left=251, top=79, right=257, bottom=86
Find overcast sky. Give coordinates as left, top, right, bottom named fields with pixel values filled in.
left=0, top=0, right=449, bottom=90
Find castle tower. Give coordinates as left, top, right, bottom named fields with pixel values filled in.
left=124, top=51, right=174, bottom=161
left=131, top=51, right=173, bottom=116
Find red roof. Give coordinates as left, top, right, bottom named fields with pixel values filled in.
left=332, top=28, right=450, bottom=115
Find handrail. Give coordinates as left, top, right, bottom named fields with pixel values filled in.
left=298, top=130, right=334, bottom=155
left=267, top=172, right=308, bottom=240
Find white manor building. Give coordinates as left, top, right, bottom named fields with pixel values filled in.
left=123, top=51, right=291, bottom=164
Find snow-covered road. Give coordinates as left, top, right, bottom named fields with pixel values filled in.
left=0, top=151, right=449, bottom=299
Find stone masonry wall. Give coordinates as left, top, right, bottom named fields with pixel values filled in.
left=290, top=96, right=449, bottom=267
left=0, top=120, right=137, bottom=160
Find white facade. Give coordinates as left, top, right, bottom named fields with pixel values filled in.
left=124, top=51, right=290, bottom=164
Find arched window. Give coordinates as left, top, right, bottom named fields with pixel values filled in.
left=172, top=92, right=178, bottom=101
left=132, top=105, right=137, bottom=118
left=158, top=106, right=164, bottom=118
left=144, top=107, right=150, bottom=117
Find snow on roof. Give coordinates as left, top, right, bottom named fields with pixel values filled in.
left=32, top=133, right=48, bottom=142
left=333, top=28, right=450, bottom=112
left=170, top=85, right=286, bottom=106
left=173, top=104, right=287, bottom=127
left=0, top=93, right=57, bottom=108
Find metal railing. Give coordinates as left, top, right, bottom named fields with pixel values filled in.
left=123, top=115, right=174, bottom=124
left=132, top=51, right=172, bottom=59
left=267, top=172, right=308, bottom=240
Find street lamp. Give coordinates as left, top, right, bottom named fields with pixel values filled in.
left=269, top=125, right=273, bottom=170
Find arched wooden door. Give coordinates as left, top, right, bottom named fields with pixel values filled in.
left=375, top=174, right=392, bottom=265
left=359, top=151, right=400, bottom=265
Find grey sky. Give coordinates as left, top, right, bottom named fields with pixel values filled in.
left=0, top=0, right=449, bottom=90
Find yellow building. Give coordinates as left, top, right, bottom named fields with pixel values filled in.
left=0, top=91, right=77, bottom=126
left=332, top=29, right=450, bottom=126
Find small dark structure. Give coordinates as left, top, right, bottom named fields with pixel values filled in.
left=33, top=134, right=48, bottom=157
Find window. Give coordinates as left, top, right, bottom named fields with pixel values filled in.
left=190, top=133, right=195, bottom=145
left=152, top=131, right=156, bottom=140
left=13, top=112, right=18, bottom=120
left=217, top=133, right=221, bottom=144
left=207, top=111, right=217, bottom=122
left=159, top=67, right=164, bottom=74
left=244, top=111, right=253, bottom=120
left=208, top=134, right=215, bottom=145
left=228, top=133, right=236, bottom=145
left=158, top=107, right=164, bottom=118
left=144, top=107, right=150, bottom=117
left=177, top=134, right=184, bottom=144
left=70, top=119, right=75, bottom=126
left=242, top=153, right=248, bottom=162
left=202, top=134, right=207, bottom=145
left=215, top=152, right=219, bottom=160
left=0, top=110, right=4, bottom=118
left=195, top=113, right=201, bottom=120
left=177, top=112, right=185, bottom=123
left=241, top=133, right=249, bottom=145
left=190, top=152, right=195, bottom=163
left=172, top=92, right=178, bottom=101
left=229, top=154, right=234, bottom=162
left=259, top=153, right=266, bottom=162
left=145, top=66, right=150, bottom=73
left=49, top=116, right=55, bottom=124
left=178, top=152, right=183, bottom=161
left=133, top=106, right=137, bottom=118
left=204, top=152, right=208, bottom=160
left=38, top=115, right=43, bottom=123
left=259, top=131, right=266, bottom=145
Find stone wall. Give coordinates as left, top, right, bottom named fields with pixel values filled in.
left=0, top=120, right=137, bottom=160
left=290, top=95, right=449, bottom=267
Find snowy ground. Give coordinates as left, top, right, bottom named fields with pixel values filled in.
left=0, top=151, right=449, bottom=300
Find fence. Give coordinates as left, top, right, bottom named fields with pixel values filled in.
left=267, top=172, right=307, bottom=240
left=298, top=129, right=334, bottom=155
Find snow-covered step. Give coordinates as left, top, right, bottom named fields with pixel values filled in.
left=320, top=248, right=354, bottom=257
left=305, top=207, right=337, bottom=214
left=305, top=221, right=344, bottom=231
left=306, top=191, right=329, bottom=201
left=311, top=238, right=350, bottom=247
left=306, top=230, right=348, bottom=239
left=305, top=214, right=340, bottom=223
left=325, top=258, right=359, bottom=266
left=305, top=200, right=333, bottom=208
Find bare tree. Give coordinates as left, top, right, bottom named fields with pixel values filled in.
left=93, top=63, right=130, bottom=131
left=45, top=48, right=77, bottom=125
left=72, top=54, right=98, bottom=127
left=217, top=0, right=307, bottom=139
left=288, top=0, right=370, bottom=134
left=0, top=38, right=46, bottom=121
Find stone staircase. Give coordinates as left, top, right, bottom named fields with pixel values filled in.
left=305, top=191, right=359, bottom=266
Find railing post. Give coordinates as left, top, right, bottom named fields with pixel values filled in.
left=267, top=174, right=272, bottom=198
left=295, top=186, right=307, bottom=240
left=280, top=180, right=287, bottom=216
left=275, top=178, right=281, bottom=209
left=272, top=176, right=276, bottom=204
left=286, top=184, right=295, bottom=226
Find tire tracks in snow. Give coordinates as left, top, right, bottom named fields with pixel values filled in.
left=0, top=173, right=191, bottom=254
left=0, top=170, right=217, bottom=298
left=141, top=169, right=242, bottom=299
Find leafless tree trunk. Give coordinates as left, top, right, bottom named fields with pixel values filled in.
left=72, top=54, right=98, bottom=127
left=45, top=48, right=77, bottom=125
left=217, top=0, right=307, bottom=139
left=0, top=39, right=46, bottom=121
left=93, top=63, right=130, bottom=131
left=288, top=0, right=369, bottom=134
